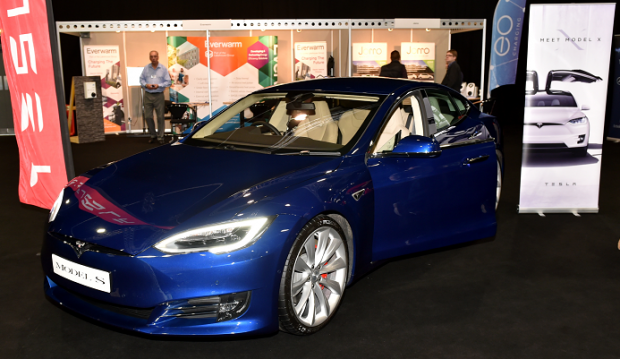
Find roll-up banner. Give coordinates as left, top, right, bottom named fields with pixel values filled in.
left=83, top=45, right=124, bottom=132
left=400, top=42, right=435, bottom=82
left=166, top=36, right=278, bottom=120
left=488, top=0, right=526, bottom=95
left=352, top=43, right=387, bottom=77
left=519, top=3, right=615, bottom=214
left=607, top=36, right=620, bottom=142
left=0, top=0, right=72, bottom=209
left=294, top=41, right=327, bottom=80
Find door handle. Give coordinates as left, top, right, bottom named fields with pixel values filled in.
left=464, top=155, right=489, bottom=165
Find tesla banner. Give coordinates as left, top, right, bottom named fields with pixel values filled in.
left=83, top=45, right=124, bottom=132
left=166, top=36, right=278, bottom=118
left=607, top=36, right=620, bottom=141
left=0, top=0, right=70, bottom=209
left=519, top=3, right=615, bottom=214
left=488, top=0, right=526, bottom=95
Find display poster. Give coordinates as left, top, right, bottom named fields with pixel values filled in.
left=488, top=0, right=526, bottom=95
left=519, top=3, right=615, bottom=213
left=607, top=36, right=620, bottom=141
left=0, top=0, right=70, bottom=209
left=83, top=45, right=124, bottom=132
left=352, top=43, right=387, bottom=77
left=294, top=41, right=327, bottom=80
left=167, top=36, right=278, bottom=120
left=400, top=42, right=435, bottom=82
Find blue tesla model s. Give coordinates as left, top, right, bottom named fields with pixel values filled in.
left=42, top=77, right=502, bottom=336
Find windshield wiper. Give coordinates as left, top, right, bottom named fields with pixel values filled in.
left=277, top=150, right=341, bottom=156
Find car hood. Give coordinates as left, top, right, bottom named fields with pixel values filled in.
left=50, top=143, right=340, bottom=255
left=524, top=107, right=585, bottom=124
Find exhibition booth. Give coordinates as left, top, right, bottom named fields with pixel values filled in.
left=54, top=18, right=486, bottom=134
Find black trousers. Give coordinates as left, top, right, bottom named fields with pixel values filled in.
left=144, top=91, right=165, bottom=139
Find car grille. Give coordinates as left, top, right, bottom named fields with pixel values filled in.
left=523, top=144, right=569, bottom=149
left=67, top=287, right=154, bottom=320
left=49, top=232, right=132, bottom=257
left=524, top=123, right=563, bottom=128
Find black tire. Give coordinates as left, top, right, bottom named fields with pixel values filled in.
left=278, top=215, right=349, bottom=335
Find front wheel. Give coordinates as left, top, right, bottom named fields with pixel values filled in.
left=278, top=215, right=349, bottom=335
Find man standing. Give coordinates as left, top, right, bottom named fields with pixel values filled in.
left=379, top=50, right=408, bottom=79
left=140, top=50, right=172, bottom=144
left=441, top=49, right=463, bottom=91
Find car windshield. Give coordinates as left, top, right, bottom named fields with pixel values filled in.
left=525, top=93, right=577, bottom=107
left=185, top=92, right=384, bottom=155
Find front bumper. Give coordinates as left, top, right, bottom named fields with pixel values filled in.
left=41, top=215, right=299, bottom=336
left=523, top=122, right=589, bottom=149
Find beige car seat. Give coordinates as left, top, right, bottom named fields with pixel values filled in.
left=293, top=101, right=338, bottom=143
left=338, top=109, right=371, bottom=145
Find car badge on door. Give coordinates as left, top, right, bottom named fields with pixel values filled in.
left=352, top=189, right=365, bottom=201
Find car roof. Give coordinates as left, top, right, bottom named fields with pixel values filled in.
left=254, top=77, right=447, bottom=96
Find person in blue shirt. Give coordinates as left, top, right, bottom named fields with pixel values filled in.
left=140, top=50, right=172, bottom=144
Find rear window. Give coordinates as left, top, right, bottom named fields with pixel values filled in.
left=525, top=94, right=577, bottom=107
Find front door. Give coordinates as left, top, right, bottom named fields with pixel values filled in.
left=368, top=89, right=496, bottom=261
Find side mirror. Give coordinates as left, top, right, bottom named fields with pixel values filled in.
left=580, top=104, right=590, bottom=111
left=392, top=135, right=441, bottom=157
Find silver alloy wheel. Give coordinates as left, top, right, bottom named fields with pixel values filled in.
left=290, top=226, right=348, bottom=327
left=496, top=160, right=502, bottom=210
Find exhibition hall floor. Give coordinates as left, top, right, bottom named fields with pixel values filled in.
left=1, top=119, right=620, bottom=358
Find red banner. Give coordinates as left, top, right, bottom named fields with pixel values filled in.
left=0, top=0, right=69, bottom=209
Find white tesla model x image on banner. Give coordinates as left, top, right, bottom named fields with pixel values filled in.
left=523, top=70, right=601, bottom=156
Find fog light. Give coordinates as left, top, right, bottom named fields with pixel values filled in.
left=162, top=291, right=251, bottom=322
left=578, top=134, right=586, bottom=144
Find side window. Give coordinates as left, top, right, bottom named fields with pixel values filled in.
left=450, top=94, right=468, bottom=116
left=372, top=92, right=425, bottom=153
left=425, top=89, right=461, bottom=132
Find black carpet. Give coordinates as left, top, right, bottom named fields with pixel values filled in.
left=1, top=120, right=620, bottom=359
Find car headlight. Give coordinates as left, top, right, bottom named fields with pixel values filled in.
left=49, top=189, right=65, bottom=223
left=154, top=216, right=275, bottom=254
left=569, top=116, right=588, bottom=125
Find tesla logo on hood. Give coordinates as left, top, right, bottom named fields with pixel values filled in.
left=68, top=240, right=94, bottom=258
left=536, top=123, right=544, bottom=128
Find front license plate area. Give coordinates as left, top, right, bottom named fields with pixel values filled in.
left=52, top=254, right=111, bottom=293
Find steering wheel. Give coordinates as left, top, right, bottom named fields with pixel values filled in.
left=251, top=121, right=281, bottom=135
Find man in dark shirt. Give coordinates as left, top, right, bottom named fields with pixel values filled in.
left=441, top=49, right=463, bottom=91
left=379, top=51, right=408, bottom=79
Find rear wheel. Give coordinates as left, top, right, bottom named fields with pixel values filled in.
left=278, top=215, right=348, bottom=335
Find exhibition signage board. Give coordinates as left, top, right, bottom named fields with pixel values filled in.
left=518, top=3, right=615, bottom=214
left=488, top=0, right=526, bottom=95
left=83, top=45, right=124, bottom=132
left=0, top=0, right=70, bottom=209
left=294, top=41, right=327, bottom=80
left=607, top=36, right=620, bottom=142
left=400, top=42, right=435, bottom=82
left=166, top=36, right=278, bottom=121
left=352, top=43, right=387, bottom=77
